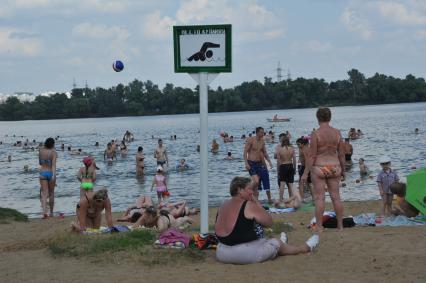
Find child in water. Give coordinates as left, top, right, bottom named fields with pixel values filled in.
left=376, top=156, right=399, bottom=217
left=359, top=158, right=369, bottom=176
left=151, top=165, right=169, bottom=205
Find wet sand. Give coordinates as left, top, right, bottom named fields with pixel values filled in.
left=0, top=200, right=425, bottom=283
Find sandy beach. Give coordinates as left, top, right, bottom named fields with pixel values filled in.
left=0, top=200, right=425, bottom=283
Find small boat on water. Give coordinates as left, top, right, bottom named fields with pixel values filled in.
left=267, top=115, right=291, bottom=122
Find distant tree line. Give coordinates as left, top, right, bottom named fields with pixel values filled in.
left=1, top=69, right=425, bottom=121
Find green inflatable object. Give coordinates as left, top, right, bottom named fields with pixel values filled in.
left=406, top=168, right=426, bottom=216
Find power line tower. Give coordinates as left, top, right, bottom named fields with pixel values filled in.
left=85, top=80, right=88, bottom=89
left=287, top=69, right=291, bottom=81
left=277, top=61, right=283, bottom=82
left=72, top=77, right=77, bottom=90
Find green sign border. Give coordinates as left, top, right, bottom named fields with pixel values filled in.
left=173, top=24, right=232, bottom=73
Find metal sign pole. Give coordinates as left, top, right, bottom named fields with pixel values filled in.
left=190, top=72, right=218, bottom=233
left=199, top=72, right=209, bottom=234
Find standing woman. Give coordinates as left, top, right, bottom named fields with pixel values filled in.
left=39, top=137, right=57, bottom=218
left=77, top=156, right=96, bottom=198
left=306, top=107, right=345, bottom=232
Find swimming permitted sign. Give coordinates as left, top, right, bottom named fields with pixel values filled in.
left=173, top=24, right=232, bottom=73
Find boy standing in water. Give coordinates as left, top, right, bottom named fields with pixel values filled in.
left=376, top=156, right=399, bottom=217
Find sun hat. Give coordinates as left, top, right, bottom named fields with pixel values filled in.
left=83, top=156, right=93, bottom=166
left=379, top=156, right=391, bottom=164
left=156, top=165, right=163, bottom=172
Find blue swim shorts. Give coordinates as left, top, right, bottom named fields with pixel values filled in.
left=247, top=160, right=270, bottom=191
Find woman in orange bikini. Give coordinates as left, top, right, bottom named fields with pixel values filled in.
left=305, top=107, right=345, bottom=232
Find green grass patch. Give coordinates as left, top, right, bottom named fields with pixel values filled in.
left=48, top=229, right=206, bottom=265
left=0, top=207, right=28, bottom=224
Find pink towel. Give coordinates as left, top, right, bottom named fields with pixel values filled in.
left=158, top=228, right=190, bottom=247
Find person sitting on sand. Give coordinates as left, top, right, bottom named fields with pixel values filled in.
left=71, top=188, right=113, bottom=232
left=214, top=177, right=319, bottom=264
left=132, top=206, right=194, bottom=233
left=77, top=156, right=97, bottom=197
left=390, top=182, right=419, bottom=218
left=274, top=186, right=302, bottom=209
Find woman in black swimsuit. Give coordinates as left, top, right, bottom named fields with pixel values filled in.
left=214, top=177, right=318, bottom=264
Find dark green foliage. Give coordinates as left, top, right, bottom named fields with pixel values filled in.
left=1, top=69, right=425, bottom=120
left=0, top=207, right=28, bottom=224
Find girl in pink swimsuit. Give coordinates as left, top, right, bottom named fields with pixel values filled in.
left=151, top=165, right=169, bottom=204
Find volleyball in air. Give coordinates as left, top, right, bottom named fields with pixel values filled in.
left=112, top=60, right=124, bottom=72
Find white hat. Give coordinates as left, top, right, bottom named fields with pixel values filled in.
left=379, top=156, right=391, bottom=164
left=156, top=165, right=163, bottom=171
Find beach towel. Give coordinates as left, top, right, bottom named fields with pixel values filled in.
left=353, top=213, right=376, bottom=226
left=154, top=240, right=186, bottom=249
left=376, top=215, right=426, bottom=227
left=268, top=207, right=296, bottom=214
left=82, top=225, right=132, bottom=235
left=192, top=233, right=218, bottom=250
left=158, top=227, right=190, bottom=247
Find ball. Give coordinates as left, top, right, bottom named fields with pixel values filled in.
left=112, top=60, right=124, bottom=72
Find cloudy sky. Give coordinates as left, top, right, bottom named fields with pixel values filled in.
left=1, top=0, right=426, bottom=95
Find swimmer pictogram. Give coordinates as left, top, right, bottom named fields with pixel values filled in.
left=187, top=42, right=220, bottom=62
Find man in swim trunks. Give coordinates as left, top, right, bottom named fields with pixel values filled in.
left=154, top=139, right=168, bottom=168
left=244, top=127, right=273, bottom=203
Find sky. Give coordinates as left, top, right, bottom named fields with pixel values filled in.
left=1, top=0, right=426, bottom=95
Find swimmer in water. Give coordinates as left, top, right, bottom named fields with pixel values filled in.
left=136, top=146, right=145, bottom=176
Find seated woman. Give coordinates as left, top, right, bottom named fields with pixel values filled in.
left=390, top=182, right=419, bottom=218
left=215, top=177, right=318, bottom=264
left=71, top=188, right=113, bottom=232
left=117, top=195, right=154, bottom=223
left=132, top=206, right=194, bottom=233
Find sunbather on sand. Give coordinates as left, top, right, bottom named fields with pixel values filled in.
left=274, top=187, right=302, bottom=209
left=159, top=200, right=200, bottom=218
left=117, top=195, right=154, bottom=223
left=132, top=206, right=194, bottom=233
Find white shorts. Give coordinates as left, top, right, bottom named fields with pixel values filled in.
left=216, top=238, right=280, bottom=264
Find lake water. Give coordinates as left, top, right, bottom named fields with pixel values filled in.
left=0, top=102, right=425, bottom=218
